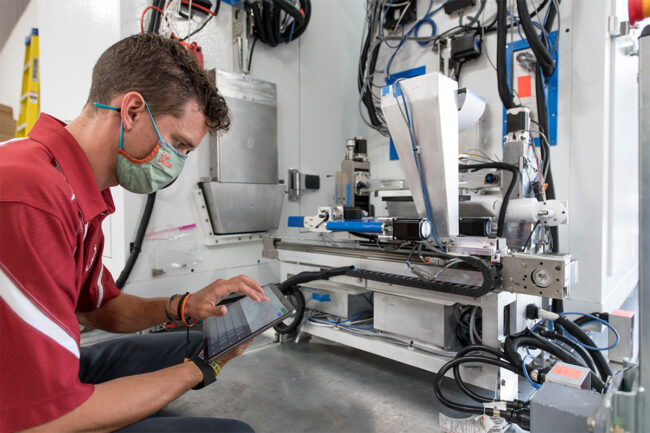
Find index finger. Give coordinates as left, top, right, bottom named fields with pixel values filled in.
left=238, top=275, right=265, bottom=294
left=227, top=280, right=269, bottom=302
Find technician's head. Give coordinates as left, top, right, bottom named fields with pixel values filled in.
left=87, top=33, right=230, bottom=194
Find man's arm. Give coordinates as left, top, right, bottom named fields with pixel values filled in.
left=77, top=275, right=268, bottom=333
left=27, top=362, right=202, bottom=433
left=77, top=293, right=169, bottom=333
left=27, top=340, right=252, bottom=433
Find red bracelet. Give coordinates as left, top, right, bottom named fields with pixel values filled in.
left=181, top=293, right=198, bottom=327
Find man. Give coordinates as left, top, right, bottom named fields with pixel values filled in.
left=0, top=33, right=268, bottom=432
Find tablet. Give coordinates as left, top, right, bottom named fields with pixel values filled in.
left=202, top=283, right=295, bottom=361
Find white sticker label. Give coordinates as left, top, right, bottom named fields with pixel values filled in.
left=439, top=413, right=504, bottom=433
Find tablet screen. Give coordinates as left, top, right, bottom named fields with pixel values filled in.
left=203, top=284, right=291, bottom=359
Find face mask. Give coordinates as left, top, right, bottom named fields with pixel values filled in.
left=93, top=101, right=187, bottom=194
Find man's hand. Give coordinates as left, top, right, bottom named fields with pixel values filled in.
left=213, top=338, right=255, bottom=369
left=184, top=275, right=269, bottom=321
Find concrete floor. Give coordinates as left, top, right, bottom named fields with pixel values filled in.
left=164, top=333, right=523, bottom=433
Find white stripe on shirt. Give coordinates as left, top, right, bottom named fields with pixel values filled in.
left=0, top=137, right=28, bottom=146
left=0, top=268, right=80, bottom=358
left=96, top=266, right=104, bottom=309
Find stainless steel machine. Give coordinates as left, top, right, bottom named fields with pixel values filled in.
left=269, top=71, right=578, bottom=404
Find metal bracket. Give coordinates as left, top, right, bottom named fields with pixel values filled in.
left=192, top=188, right=265, bottom=246
left=288, top=168, right=320, bottom=201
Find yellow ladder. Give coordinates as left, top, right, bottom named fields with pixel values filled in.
left=16, top=28, right=40, bottom=137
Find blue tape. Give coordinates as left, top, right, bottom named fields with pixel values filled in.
left=287, top=216, right=305, bottom=228
left=311, top=293, right=331, bottom=302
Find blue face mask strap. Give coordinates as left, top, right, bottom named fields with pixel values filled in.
left=93, top=102, right=125, bottom=150
left=144, top=102, right=163, bottom=141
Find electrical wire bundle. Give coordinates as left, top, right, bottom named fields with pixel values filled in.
left=455, top=305, right=482, bottom=346
left=434, top=306, right=619, bottom=431
left=358, top=0, right=448, bottom=136
left=141, top=0, right=221, bottom=40
left=496, top=0, right=561, bottom=252
left=243, top=0, right=311, bottom=47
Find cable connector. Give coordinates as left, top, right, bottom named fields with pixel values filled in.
left=525, top=304, right=559, bottom=321
left=525, top=303, right=539, bottom=320
left=503, top=408, right=530, bottom=431
left=411, top=265, right=434, bottom=281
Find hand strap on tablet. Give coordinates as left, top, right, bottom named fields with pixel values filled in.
left=189, top=356, right=221, bottom=390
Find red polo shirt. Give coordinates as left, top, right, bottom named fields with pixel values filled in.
left=0, top=114, right=121, bottom=431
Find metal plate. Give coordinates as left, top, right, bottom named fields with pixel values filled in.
left=211, top=71, right=278, bottom=184
left=199, top=181, right=284, bottom=234
left=500, top=253, right=573, bottom=299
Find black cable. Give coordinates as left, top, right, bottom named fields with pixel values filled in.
left=116, top=193, right=156, bottom=289
left=247, top=37, right=258, bottom=72
left=554, top=316, right=613, bottom=381
left=459, top=163, right=519, bottom=238
left=273, top=286, right=305, bottom=334
left=506, top=334, right=586, bottom=372
left=496, top=0, right=516, bottom=110
left=433, top=356, right=531, bottom=430
left=434, top=356, right=519, bottom=414
left=574, top=312, right=609, bottom=327
left=349, top=231, right=379, bottom=241
left=535, top=327, right=598, bottom=377
left=483, top=0, right=550, bottom=33
left=245, top=0, right=311, bottom=47
left=148, top=0, right=166, bottom=33
left=535, top=66, right=560, bottom=253
left=522, top=220, right=540, bottom=251
left=180, top=0, right=221, bottom=41
left=452, top=345, right=514, bottom=403
left=516, top=0, right=555, bottom=77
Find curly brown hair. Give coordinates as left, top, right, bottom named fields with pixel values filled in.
left=87, top=33, right=229, bottom=134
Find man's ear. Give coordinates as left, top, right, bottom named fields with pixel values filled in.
left=119, top=91, right=146, bottom=131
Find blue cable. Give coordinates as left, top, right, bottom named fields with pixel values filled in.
left=413, top=17, right=436, bottom=46
left=394, top=81, right=445, bottom=252
left=522, top=354, right=541, bottom=389
left=558, top=312, right=620, bottom=351
left=386, top=2, right=444, bottom=80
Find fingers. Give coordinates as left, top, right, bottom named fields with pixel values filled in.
left=225, top=276, right=269, bottom=302
left=214, top=305, right=227, bottom=316
left=238, top=275, right=265, bottom=294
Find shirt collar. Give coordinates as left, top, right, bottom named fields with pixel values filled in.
left=28, top=114, right=114, bottom=221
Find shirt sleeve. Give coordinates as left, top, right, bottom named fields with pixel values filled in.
left=0, top=203, right=94, bottom=432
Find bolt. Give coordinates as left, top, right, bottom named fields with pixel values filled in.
left=501, top=379, right=506, bottom=386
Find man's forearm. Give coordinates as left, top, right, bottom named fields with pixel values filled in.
left=77, top=293, right=171, bottom=333
left=27, top=362, right=203, bottom=433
